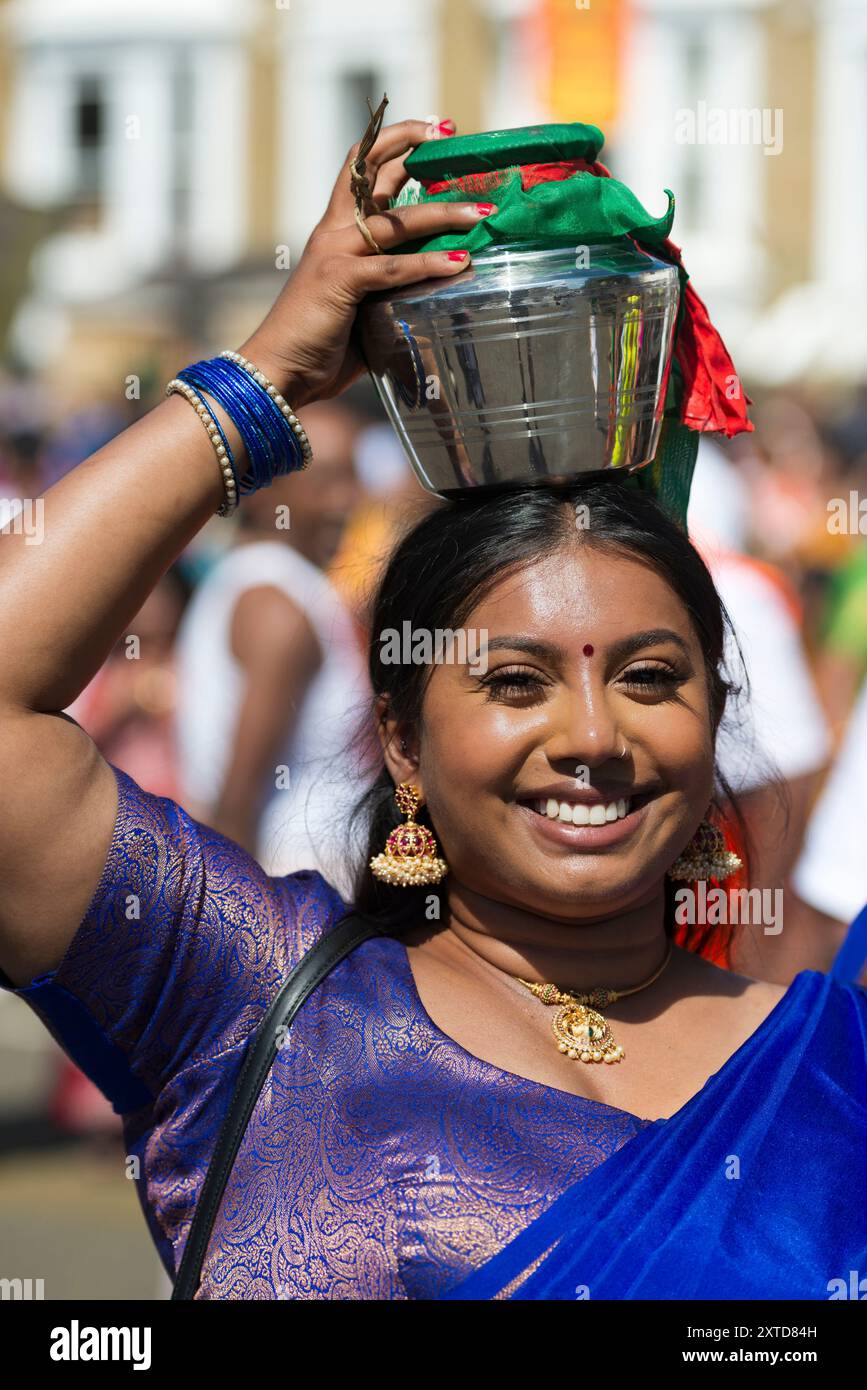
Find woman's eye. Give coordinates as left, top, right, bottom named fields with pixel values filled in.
left=482, top=669, right=546, bottom=700
left=620, top=665, right=681, bottom=693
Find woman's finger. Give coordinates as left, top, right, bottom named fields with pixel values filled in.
left=369, top=123, right=456, bottom=206
left=333, top=198, right=496, bottom=255
left=371, top=153, right=414, bottom=209
left=318, top=118, right=454, bottom=230
left=340, top=248, right=473, bottom=298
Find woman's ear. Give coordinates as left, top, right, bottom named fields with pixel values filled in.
left=374, top=694, right=421, bottom=787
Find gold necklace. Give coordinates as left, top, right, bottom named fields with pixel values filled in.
left=517, top=941, right=673, bottom=1065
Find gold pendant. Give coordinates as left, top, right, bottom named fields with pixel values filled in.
left=552, top=1002, right=625, bottom=1064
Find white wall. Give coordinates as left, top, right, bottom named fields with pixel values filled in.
left=616, top=0, right=768, bottom=335
left=813, top=0, right=867, bottom=293
left=480, top=0, right=545, bottom=131
left=1, top=0, right=257, bottom=297
left=276, top=0, right=439, bottom=253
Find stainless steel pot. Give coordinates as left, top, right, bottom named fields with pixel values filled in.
left=357, top=238, right=680, bottom=496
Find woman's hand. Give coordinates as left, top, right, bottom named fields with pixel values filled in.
left=239, top=118, right=494, bottom=407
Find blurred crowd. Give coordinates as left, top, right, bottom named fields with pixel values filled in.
left=1, top=356, right=866, bottom=1143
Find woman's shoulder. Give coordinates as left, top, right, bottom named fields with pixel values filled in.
left=726, top=967, right=789, bottom=1015
left=684, top=948, right=866, bottom=1017
left=109, top=767, right=354, bottom=973
left=268, top=867, right=356, bottom=970
left=51, top=764, right=353, bottom=996
left=694, top=954, right=867, bottom=1058
left=675, top=952, right=867, bottom=1099
left=674, top=944, right=787, bottom=1010
left=6, top=767, right=360, bottom=1101
left=729, top=964, right=867, bottom=1018
left=672, top=950, right=809, bottom=1052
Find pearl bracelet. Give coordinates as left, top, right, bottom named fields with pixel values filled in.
left=217, top=348, right=312, bottom=469
left=165, top=378, right=239, bottom=516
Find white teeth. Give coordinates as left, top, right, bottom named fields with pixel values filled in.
left=535, top=797, right=631, bottom=824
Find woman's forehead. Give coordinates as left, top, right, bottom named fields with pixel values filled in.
left=463, top=545, right=695, bottom=647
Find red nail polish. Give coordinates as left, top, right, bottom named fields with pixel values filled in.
left=446, top=250, right=469, bottom=261
left=475, top=202, right=496, bottom=215
left=437, top=120, right=456, bottom=135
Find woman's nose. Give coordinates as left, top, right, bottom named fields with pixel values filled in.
left=543, top=687, right=625, bottom=768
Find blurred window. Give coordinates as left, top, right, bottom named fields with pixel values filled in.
left=680, top=27, right=707, bottom=224
left=170, top=54, right=193, bottom=258
left=340, top=69, right=383, bottom=155
left=73, top=76, right=105, bottom=206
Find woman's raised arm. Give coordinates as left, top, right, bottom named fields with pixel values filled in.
left=0, top=118, right=491, bottom=984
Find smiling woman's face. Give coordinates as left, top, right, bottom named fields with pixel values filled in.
left=415, top=542, right=716, bottom=921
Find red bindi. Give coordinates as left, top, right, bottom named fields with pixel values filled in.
left=582, top=643, right=594, bottom=656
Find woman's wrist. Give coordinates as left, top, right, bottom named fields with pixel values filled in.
left=236, top=333, right=313, bottom=411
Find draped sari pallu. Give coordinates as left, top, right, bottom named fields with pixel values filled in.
left=445, top=958, right=867, bottom=1301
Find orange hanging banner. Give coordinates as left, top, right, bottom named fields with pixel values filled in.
left=533, top=0, right=627, bottom=128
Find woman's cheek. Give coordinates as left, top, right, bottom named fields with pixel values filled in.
left=626, top=689, right=712, bottom=775
left=419, top=696, right=521, bottom=853
left=423, top=698, right=515, bottom=797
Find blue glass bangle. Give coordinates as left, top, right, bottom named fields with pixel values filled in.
left=178, top=362, right=274, bottom=494
left=179, top=365, right=269, bottom=493
left=177, top=357, right=305, bottom=495
left=217, top=362, right=299, bottom=479
left=217, top=349, right=312, bottom=469
left=189, top=359, right=300, bottom=490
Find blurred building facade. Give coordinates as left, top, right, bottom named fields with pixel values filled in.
left=0, top=0, right=864, bottom=386
left=613, top=0, right=867, bottom=384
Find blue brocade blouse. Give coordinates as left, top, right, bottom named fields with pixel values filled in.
left=5, top=767, right=652, bottom=1299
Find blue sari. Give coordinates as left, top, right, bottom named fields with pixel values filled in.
left=445, top=909, right=867, bottom=1301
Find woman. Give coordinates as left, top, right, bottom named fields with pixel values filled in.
left=0, top=118, right=863, bottom=1301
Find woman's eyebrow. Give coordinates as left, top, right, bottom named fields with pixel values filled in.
left=607, top=629, right=692, bottom=660
left=481, top=636, right=565, bottom=661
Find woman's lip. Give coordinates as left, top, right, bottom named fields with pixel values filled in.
left=516, top=795, right=653, bottom=849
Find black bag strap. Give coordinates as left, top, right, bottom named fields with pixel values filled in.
left=172, top=910, right=383, bottom=1300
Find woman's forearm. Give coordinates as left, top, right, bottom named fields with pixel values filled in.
left=0, top=343, right=304, bottom=714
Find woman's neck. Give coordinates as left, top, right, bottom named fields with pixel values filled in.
left=442, top=879, right=670, bottom=994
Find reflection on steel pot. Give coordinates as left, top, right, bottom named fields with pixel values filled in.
left=357, top=238, right=680, bottom=497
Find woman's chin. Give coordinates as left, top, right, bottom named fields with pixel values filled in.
left=469, top=858, right=666, bottom=923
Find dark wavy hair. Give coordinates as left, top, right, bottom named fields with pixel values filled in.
left=346, top=476, right=751, bottom=959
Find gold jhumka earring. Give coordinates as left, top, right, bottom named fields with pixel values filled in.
left=369, top=782, right=448, bottom=887
left=667, top=817, right=743, bottom=882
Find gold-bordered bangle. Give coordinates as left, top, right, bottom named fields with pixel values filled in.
left=165, top=378, right=238, bottom=517
left=217, top=348, right=313, bottom=470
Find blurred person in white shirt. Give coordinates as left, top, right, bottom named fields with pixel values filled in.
left=688, top=440, right=833, bottom=982
left=175, top=400, right=371, bottom=899
left=786, top=678, right=867, bottom=983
